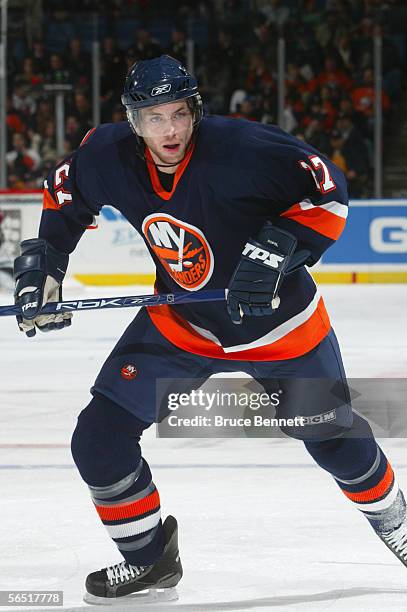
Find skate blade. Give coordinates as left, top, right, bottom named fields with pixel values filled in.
left=83, top=587, right=178, bottom=606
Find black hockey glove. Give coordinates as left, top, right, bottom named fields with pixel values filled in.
left=227, top=223, right=297, bottom=324
left=14, top=239, right=71, bottom=337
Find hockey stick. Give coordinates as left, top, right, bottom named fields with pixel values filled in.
left=0, top=289, right=226, bottom=317
left=0, top=250, right=310, bottom=318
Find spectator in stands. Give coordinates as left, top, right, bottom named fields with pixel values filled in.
left=304, top=114, right=330, bottom=154
left=31, top=38, right=47, bottom=74
left=12, top=79, right=36, bottom=118
left=6, top=95, right=26, bottom=145
left=219, top=0, right=249, bottom=38
left=381, top=27, right=403, bottom=100
left=352, top=17, right=376, bottom=72
left=15, top=57, right=43, bottom=90
left=65, top=115, right=84, bottom=151
left=111, top=104, right=126, bottom=123
left=166, top=27, right=188, bottom=66
left=314, top=8, right=349, bottom=49
left=245, top=53, right=275, bottom=96
left=300, top=0, right=323, bottom=31
left=45, top=53, right=72, bottom=85
left=6, top=132, right=41, bottom=184
left=329, top=127, right=369, bottom=197
left=44, top=7, right=75, bottom=51
left=256, top=0, right=290, bottom=30
left=100, top=36, right=126, bottom=122
left=352, top=67, right=391, bottom=119
left=336, top=33, right=357, bottom=71
left=285, top=62, right=309, bottom=97
left=328, top=128, right=348, bottom=172
left=129, top=28, right=162, bottom=60
left=286, top=24, right=321, bottom=79
left=319, top=84, right=339, bottom=129
left=337, top=111, right=370, bottom=172
left=201, top=28, right=242, bottom=113
left=65, top=38, right=91, bottom=88
left=251, top=19, right=277, bottom=67
left=36, top=121, right=58, bottom=165
left=101, top=36, right=125, bottom=79
left=124, top=49, right=140, bottom=75
left=259, top=96, right=276, bottom=125
left=69, top=91, right=93, bottom=131
left=302, top=94, right=323, bottom=130
left=33, top=98, right=54, bottom=140
left=229, top=96, right=257, bottom=121
left=2, top=0, right=404, bottom=196
left=338, top=95, right=364, bottom=129
left=281, top=101, right=298, bottom=133
left=309, top=56, right=353, bottom=93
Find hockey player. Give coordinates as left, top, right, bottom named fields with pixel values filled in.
left=13, top=56, right=407, bottom=603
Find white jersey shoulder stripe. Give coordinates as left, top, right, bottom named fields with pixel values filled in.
left=298, top=198, right=348, bottom=219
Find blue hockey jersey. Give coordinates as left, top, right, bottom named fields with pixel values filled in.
left=39, top=116, right=349, bottom=361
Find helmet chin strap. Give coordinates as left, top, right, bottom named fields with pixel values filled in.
left=145, top=157, right=180, bottom=169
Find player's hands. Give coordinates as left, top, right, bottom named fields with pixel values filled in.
left=14, top=238, right=71, bottom=337
left=226, top=223, right=297, bottom=324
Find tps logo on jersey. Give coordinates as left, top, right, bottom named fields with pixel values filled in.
left=151, top=84, right=172, bottom=96
left=120, top=364, right=138, bottom=380
left=142, top=213, right=214, bottom=291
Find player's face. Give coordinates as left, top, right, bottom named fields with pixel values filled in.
left=139, top=101, right=193, bottom=171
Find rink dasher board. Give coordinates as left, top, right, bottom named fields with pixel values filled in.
left=0, top=192, right=406, bottom=284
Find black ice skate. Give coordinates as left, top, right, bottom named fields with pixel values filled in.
left=378, top=516, right=407, bottom=567
left=84, top=515, right=182, bottom=605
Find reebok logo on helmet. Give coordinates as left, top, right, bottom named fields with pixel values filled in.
left=151, top=84, right=172, bottom=96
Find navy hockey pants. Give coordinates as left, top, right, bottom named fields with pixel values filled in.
left=71, top=308, right=385, bottom=566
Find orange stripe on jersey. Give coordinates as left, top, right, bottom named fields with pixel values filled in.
left=342, top=463, right=394, bottom=503
left=146, top=142, right=195, bottom=201
left=94, top=489, right=160, bottom=522
left=147, top=296, right=331, bottom=361
left=281, top=203, right=346, bottom=241
left=42, top=189, right=59, bottom=210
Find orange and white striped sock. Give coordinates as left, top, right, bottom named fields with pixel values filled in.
left=88, top=458, right=164, bottom=565
left=334, top=445, right=406, bottom=533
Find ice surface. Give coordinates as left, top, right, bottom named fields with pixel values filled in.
left=1, top=284, right=407, bottom=611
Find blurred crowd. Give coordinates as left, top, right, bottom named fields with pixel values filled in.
left=5, top=0, right=407, bottom=197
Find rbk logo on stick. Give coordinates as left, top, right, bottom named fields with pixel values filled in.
left=142, top=213, right=214, bottom=290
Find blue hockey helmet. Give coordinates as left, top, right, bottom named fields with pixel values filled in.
left=121, top=55, right=203, bottom=138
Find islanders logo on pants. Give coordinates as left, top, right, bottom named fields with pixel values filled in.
left=142, top=213, right=214, bottom=291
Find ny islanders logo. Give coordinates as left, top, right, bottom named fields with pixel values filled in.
left=142, top=213, right=214, bottom=291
